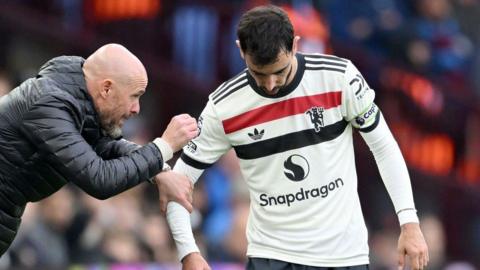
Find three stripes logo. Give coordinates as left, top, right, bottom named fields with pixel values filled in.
left=304, top=54, right=347, bottom=74
left=211, top=72, right=249, bottom=105
left=248, top=128, right=265, bottom=140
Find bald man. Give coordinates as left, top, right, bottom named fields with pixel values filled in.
left=0, top=44, right=197, bottom=256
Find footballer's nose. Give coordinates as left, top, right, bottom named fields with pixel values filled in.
left=264, top=76, right=277, bottom=92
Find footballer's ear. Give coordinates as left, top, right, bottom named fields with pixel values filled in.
left=292, top=36, right=301, bottom=55
left=236, top=40, right=245, bottom=60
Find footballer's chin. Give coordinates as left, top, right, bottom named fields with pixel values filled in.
left=261, top=87, right=281, bottom=96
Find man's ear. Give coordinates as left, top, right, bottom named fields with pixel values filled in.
left=236, top=40, right=245, bottom=60
left=100, top=79, right=112, bottom=98
left=292, top=36, right=301, bottom=55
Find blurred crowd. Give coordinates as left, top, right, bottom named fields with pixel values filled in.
left=0, top=0, right=479, bottom=269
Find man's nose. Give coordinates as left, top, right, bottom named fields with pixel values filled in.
left=131, top=101, right=140, bottom=115
left=264, top=76, right=277, bottom=91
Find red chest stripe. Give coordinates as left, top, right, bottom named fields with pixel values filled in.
left=222, top=91, right=342, bottom=134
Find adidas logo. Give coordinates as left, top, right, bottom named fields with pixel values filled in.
left=248, top=128, right=264, bottom=140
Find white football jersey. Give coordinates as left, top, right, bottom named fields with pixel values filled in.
left=179, top=53, right=380, bottom=266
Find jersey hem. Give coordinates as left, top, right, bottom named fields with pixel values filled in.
left=247, top=245, right=369, bottom=267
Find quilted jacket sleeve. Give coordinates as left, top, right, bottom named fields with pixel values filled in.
left=19, top=93, right=163, bottom=199
left=94, top=137, right=141, bottom=159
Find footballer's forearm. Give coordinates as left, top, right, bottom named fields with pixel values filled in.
left=359, top=113, right=419, bottom=225
left=166, top=202, right=200, bottom=260
left=167, top=158, right=204, bottom=261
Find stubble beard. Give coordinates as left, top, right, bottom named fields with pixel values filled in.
left=98, top=111, right=123, bottom=139
left=93, top=99, right=123, bottom=139
left=104, top=123, right=122, bottom=139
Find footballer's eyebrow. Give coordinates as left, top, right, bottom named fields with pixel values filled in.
left=250, top=62, right=291, bottom=76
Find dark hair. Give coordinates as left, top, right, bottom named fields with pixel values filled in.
left=237, top=5, right=294, bottom=66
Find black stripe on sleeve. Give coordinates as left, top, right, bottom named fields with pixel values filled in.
left=213, top=81, right=249, bottom=105
left=233, top=120, right=349, bottom=160
left=304, top=60, right=347, bottom=68
left=181, top=153, right=213, bottom=170
left=304, top=66, right=346, bottom=73
left=212, top=72, right=247, bottom=100
left=303, top=54, right=348, bottom=63
left=358, top=111, right=381, bottom=133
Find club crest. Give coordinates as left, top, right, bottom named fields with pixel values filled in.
left=305, top=107, right=325, bottom=132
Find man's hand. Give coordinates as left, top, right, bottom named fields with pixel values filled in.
left=162, top=114, right=198, bottom=152
left=182, top=252, right=211, bottom=270
left=397, top=223, right=429, bottom=270
left=154, top=171, right=193, bottom=213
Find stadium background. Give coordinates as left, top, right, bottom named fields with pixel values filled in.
left=0, top=0, right=479, bottom=269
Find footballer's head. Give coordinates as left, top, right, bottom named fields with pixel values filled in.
left=236, top=5, right=299, bottom=95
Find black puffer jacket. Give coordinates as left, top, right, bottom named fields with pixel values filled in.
left=0, top=56, right=164, bottom=209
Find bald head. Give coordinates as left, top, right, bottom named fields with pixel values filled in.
left=83, top=43, right=147, bottom=86
left=83, top=44, right=148, bottom=138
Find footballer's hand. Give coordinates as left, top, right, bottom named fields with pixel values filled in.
left=154, top=171, right=193, bottom=213
left=182, top=252, right=211, bottom=270
left=397, top=223, right=429, bottom=270
left=162, top=114, right=198, bottom=152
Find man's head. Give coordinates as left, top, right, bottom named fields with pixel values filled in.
left=83, top=44, right=147, bottom=138
left=237, top=5, right=299, bottom=95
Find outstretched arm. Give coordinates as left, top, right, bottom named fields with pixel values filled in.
left=20, top=94, right=197, bottom=199
left=94, top=137, right=140, bottom=159
left=95, top=113, right=198, bottom=159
